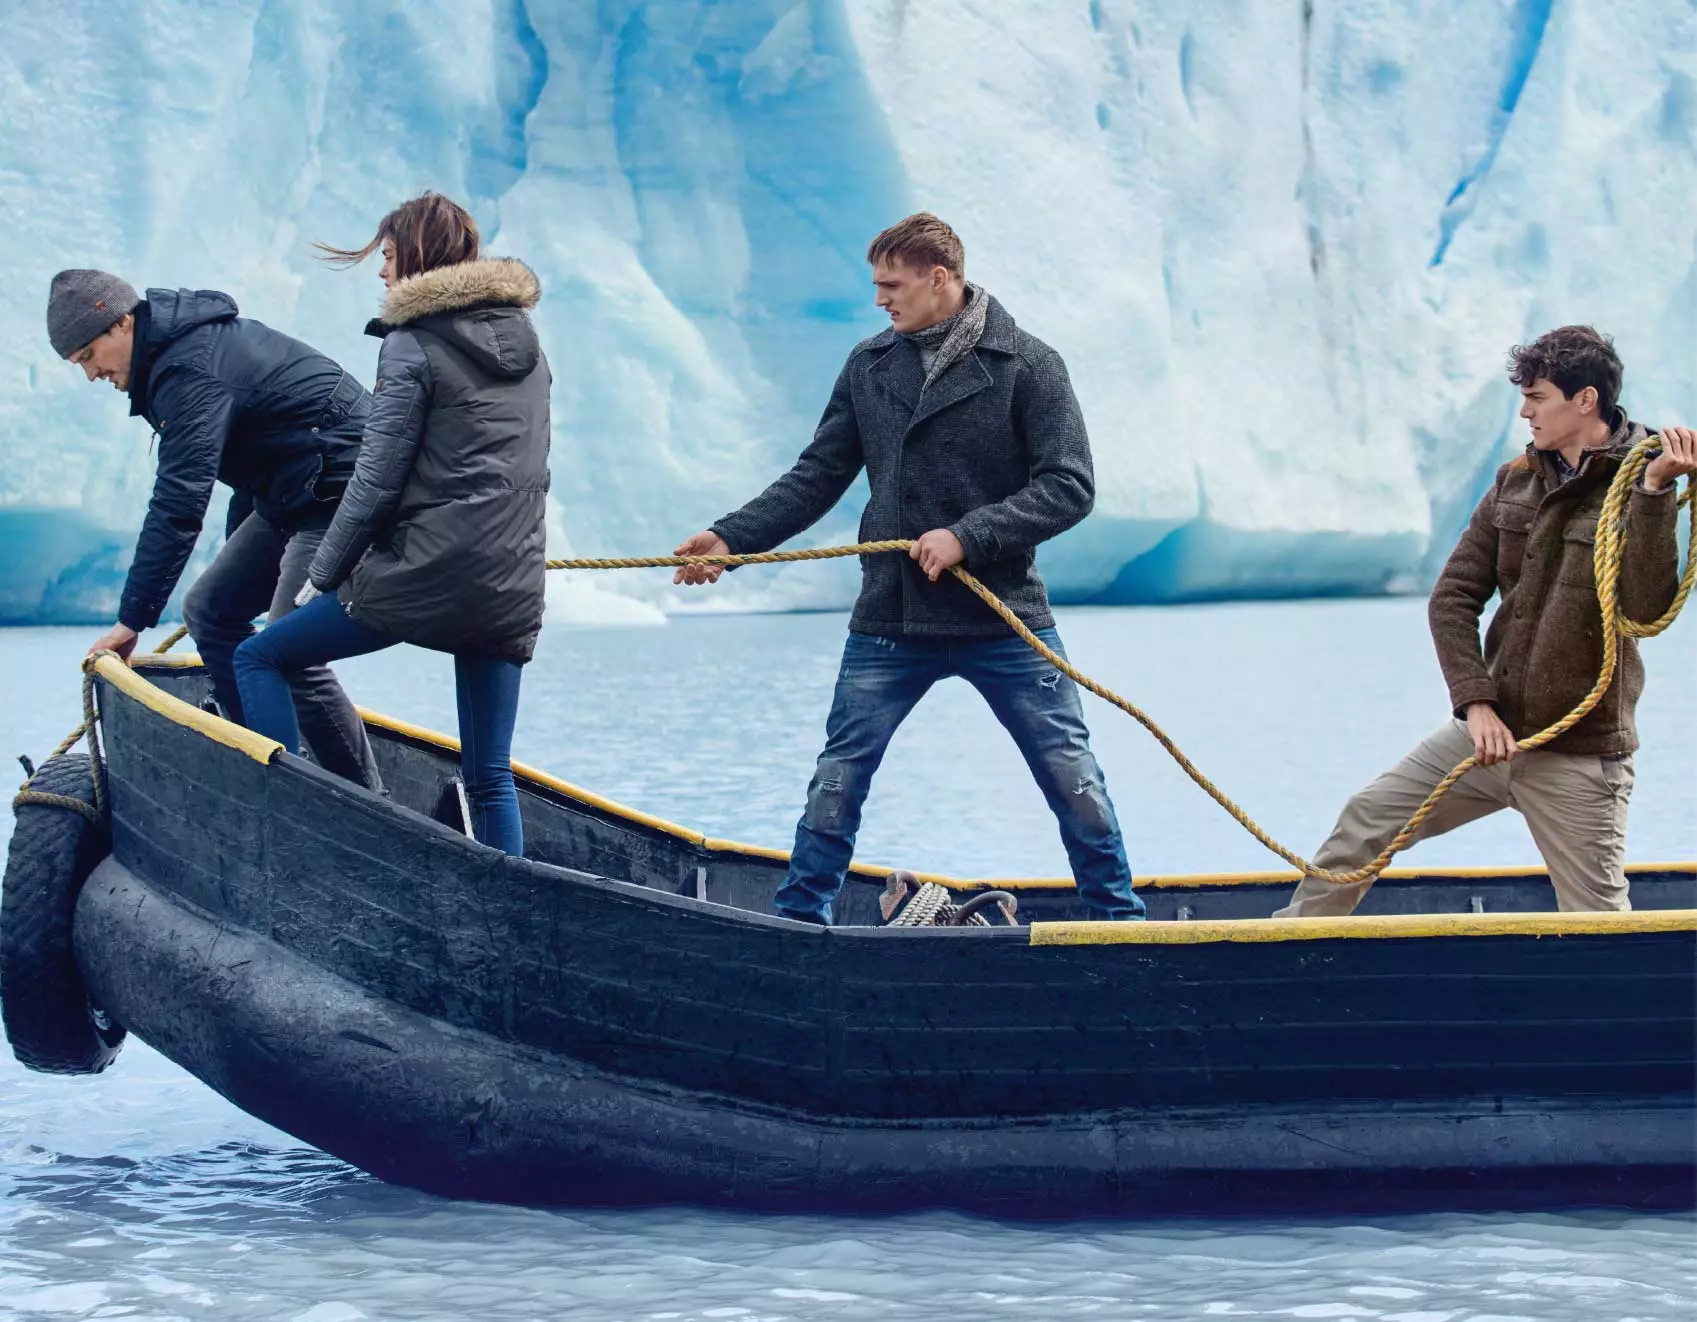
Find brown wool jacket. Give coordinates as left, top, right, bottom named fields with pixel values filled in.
left=1427, top=413, right=1681, bottom=757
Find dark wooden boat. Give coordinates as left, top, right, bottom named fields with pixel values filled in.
left=18, top=654, right=1697, bottom=1215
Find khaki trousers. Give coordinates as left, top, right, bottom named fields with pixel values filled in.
left=1276, top=719, right=1635, bottom=917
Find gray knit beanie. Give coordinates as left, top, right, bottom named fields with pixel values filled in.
left=47, top=269, right=141, bottom=358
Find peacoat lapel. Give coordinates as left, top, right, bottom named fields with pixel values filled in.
left=866, top=332, right=996, bottom=440
left=864, top=298, right=1014, bottom=438
left=866, top=334, right=923, bottom=415
left=905, top=353, right=992, bottom=434
left=903, top=295, right=1014, bottom=435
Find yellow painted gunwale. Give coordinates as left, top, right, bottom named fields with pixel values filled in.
left=119, top=655, right=1697, bottom=940
left=1030, top=909, right=1697, bottom=944
left=96, top=654, right=281, bottom=764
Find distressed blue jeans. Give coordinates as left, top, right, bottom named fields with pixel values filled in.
left=775, top=628, right=1143, bottom=924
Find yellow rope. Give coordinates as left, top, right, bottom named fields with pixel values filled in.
left=33, top=629, right=188, bottom=765
left=550, top=440, right=1696, bottom=887
left=546, top=542, right=910, bottom=572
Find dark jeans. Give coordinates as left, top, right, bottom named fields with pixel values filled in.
left=233, top=592, right=526, bottom=855
left=775, top=628, right=1144, bottom=925
left=183, top=512, right=382, bottom=791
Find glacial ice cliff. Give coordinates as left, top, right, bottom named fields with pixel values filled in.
left=0, top=0, right=1692, bottom=624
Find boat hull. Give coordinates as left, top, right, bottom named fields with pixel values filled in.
left=77, top=858, right=1696, bottom=1214
left=32, top=656, right=1693, bottom=1214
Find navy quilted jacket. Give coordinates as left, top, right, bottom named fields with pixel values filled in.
left=119, top=289, right=369, bottom=630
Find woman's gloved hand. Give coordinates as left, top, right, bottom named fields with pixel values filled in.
left=294, top=581, right=322, bottom=608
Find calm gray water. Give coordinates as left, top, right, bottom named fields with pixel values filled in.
left=2, top=600, right=1694, bottom=1319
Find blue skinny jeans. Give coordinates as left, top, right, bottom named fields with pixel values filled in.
left=234, top=592, right=526, bottom=855
left=776, top=628, right=1144, bottom=925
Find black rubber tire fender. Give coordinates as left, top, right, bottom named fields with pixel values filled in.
left=2, top=753, right=126, bottom=1073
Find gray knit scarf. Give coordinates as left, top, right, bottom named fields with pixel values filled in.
left=902, top=282, right=987, bottom=389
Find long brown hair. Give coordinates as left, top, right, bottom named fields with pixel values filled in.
left=316, top=192, right=480, bottom=281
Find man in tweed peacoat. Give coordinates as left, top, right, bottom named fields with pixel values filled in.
left=674, top=214, right=1141, bottom=926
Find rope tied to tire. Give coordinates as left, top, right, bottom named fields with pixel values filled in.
left=12, top=627, right=188, bottom=830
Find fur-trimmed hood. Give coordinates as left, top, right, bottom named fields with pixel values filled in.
left=369, top=258, right=543, bottom=380
left=379, top=258, right=541, bottom=326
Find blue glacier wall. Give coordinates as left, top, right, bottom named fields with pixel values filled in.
left=1, top=0, right=1692, bottom=624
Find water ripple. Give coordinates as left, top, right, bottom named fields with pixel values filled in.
left=4, top=1117, right=1693, bottom=1322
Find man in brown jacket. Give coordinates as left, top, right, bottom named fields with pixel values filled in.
left=1279, top=326, right=1695, bottom=916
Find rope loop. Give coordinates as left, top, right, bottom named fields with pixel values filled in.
left=11, top=789, right=106, bottom=829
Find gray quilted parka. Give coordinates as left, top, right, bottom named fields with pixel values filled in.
left=309, top=259, right=552, bottom=663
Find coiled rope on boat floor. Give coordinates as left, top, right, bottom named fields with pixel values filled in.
left=16, top=439, right=1693, bottom=890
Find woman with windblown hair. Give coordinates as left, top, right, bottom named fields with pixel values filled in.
left=235, top=193, right=551, bottom=855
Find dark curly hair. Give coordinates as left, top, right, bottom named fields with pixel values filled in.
left=1507, top=325, right=1622, bottom=418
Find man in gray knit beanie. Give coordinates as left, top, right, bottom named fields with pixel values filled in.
left=47, top=269, right=142, bottom=384
left=45, top=266, right=383, bottom=791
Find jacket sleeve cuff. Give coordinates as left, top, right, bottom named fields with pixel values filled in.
left=1446, top=677, right=1499, bottom=719
left=118, top=597, right=163, bottom=633
left=706, top=521, right=748, bottom=572
left=948, top=515, right=998, bottom=568
left=1631, top=480, right=1679, bottom=508
left=307, top=556, right=341, bottom=594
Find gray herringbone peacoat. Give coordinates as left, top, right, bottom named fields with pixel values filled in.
left=712, top=295, right=1095, bottom=638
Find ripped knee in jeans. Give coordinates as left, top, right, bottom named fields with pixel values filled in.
left=1053, top=756, right=1114, bottom=834
left=802, top=759, right=859, bottom=833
